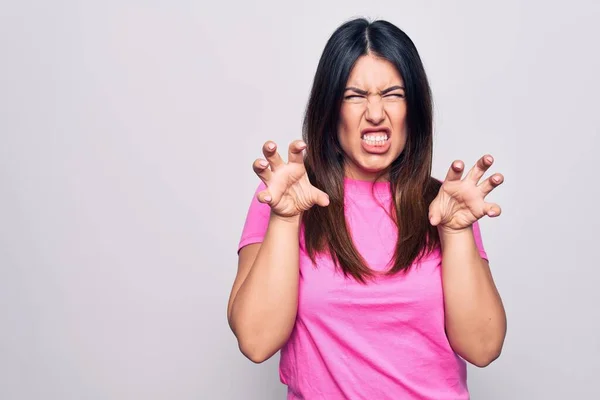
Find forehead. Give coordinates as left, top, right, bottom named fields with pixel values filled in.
left=346, top=54, right=403, bottom=88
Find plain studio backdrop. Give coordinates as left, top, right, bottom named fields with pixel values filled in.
left=1, top=0, right=599, bottom=399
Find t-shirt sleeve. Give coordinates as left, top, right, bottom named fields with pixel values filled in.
left=238, top=181, right=271, bottom=253
left=472, top=220, right=488, bottom=261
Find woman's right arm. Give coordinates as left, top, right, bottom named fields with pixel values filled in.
left=227, top=140, right=329, bottom=364
left=227, top=213, right=301, bottom=364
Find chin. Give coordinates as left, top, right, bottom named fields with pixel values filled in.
left=344, top=151, right=400, bottom=180
left=360, top=164, right=387, bottom=174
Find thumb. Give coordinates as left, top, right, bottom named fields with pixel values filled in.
left=429, top=204, right=441, bottom=226
left=313, top=188, right=330, bottom=207
left=429, top=213, right=441, bottom=226
left=484, top=202, right=502, bottom=218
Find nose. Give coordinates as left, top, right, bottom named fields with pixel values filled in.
left=365, top=97, right=385, bottom=125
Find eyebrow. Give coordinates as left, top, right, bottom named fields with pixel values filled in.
left=344, top=85, right=405, bottom=95
left=381, top=85, right=405, bottom=95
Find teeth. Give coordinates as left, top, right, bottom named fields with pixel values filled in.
left=362, top=133, right=389, bottom=145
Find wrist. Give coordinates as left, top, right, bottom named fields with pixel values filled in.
left=437, top=224, right=473, bottom=237
left=270, top=211, right=301, bottom=225
left=437, top=224, right=474, bottom=248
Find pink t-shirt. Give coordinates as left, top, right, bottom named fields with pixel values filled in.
left=238, top=178, right=488, bottom=400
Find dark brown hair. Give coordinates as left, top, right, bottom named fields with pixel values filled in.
left=301, top=18, right=441, bottom=283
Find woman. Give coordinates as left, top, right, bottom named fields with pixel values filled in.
left=227, top=17, right=506, bottom=399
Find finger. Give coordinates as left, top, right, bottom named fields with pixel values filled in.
left=256, top=189, right=273, bottom=204
left=288, top=140, right=307, bottom=164
left=466, top=154, right=494, bottom=183
left=312, top=188, right=330, bottom=207
left=479, top=173, right=504, bottom=196
left=483, top=202, right=502, bottom=218
left=262, top=141, right=284, bottom=171
left=252, top=158, right=273, bottom=183
left=444, top=160, right=464, bottom=182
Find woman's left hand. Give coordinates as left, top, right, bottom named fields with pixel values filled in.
left=429, top=155, right=504, bottom=232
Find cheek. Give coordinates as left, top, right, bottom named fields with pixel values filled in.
left=386, top=104, right=407, bottom=127
left=338, top=106, right=362, bottom=143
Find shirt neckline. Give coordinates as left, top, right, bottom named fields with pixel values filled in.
left=343, top=177, right=391, bottom=196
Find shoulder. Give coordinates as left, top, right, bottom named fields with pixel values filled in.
left=238, top=181, right=271, bottom=252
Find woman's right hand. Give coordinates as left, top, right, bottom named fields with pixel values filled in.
left=253, top=140, right=330, bottom=218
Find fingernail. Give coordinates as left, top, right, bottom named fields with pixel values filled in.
left=260, top=160, right=268, bottom=167
left=486, top=156, right=493, bottom=163
left=264, top=196, right=271, bottom=202
left=268, top=143, right=275, bottom=150
left=488, top=210, right=496, bottom=216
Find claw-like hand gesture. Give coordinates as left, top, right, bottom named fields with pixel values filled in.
left=429, top=155, right=504, bottom=232
left=253, top=140, right=330, bottom=218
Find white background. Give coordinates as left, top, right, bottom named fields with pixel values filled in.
left=1, top=0, right=599, bottom=398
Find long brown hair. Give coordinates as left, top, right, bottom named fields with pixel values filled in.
left=301, top=18, right=441, bottom=283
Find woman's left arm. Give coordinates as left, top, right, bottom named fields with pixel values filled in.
left=429, top=154, right=507, bottom=367
left=438, top=226, right=506, bottom=367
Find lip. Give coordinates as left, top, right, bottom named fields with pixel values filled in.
left=360, top=127, right=391, bottom=138
left=360, top=127, right=392, bottom=154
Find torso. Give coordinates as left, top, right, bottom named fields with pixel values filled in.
left=279, top=178, right=469, bottom=400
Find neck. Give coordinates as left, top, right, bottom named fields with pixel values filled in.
left=344, top=165, right=389, bottom=182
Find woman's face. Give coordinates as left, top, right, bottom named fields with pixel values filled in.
left=338, top=54, right=407, bottom=181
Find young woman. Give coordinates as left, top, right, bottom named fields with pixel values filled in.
left=227, top=17, right=507, bottom=399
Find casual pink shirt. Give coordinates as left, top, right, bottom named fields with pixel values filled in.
left=238, top=178, right=488, bottom=399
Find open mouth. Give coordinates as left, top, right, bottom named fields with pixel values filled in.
left=361, top=131, right=390, bottom=147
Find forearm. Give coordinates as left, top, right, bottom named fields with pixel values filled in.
left=440, top=225, right=506, bottom=367
left=230, top=213, right=300, bottom=362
